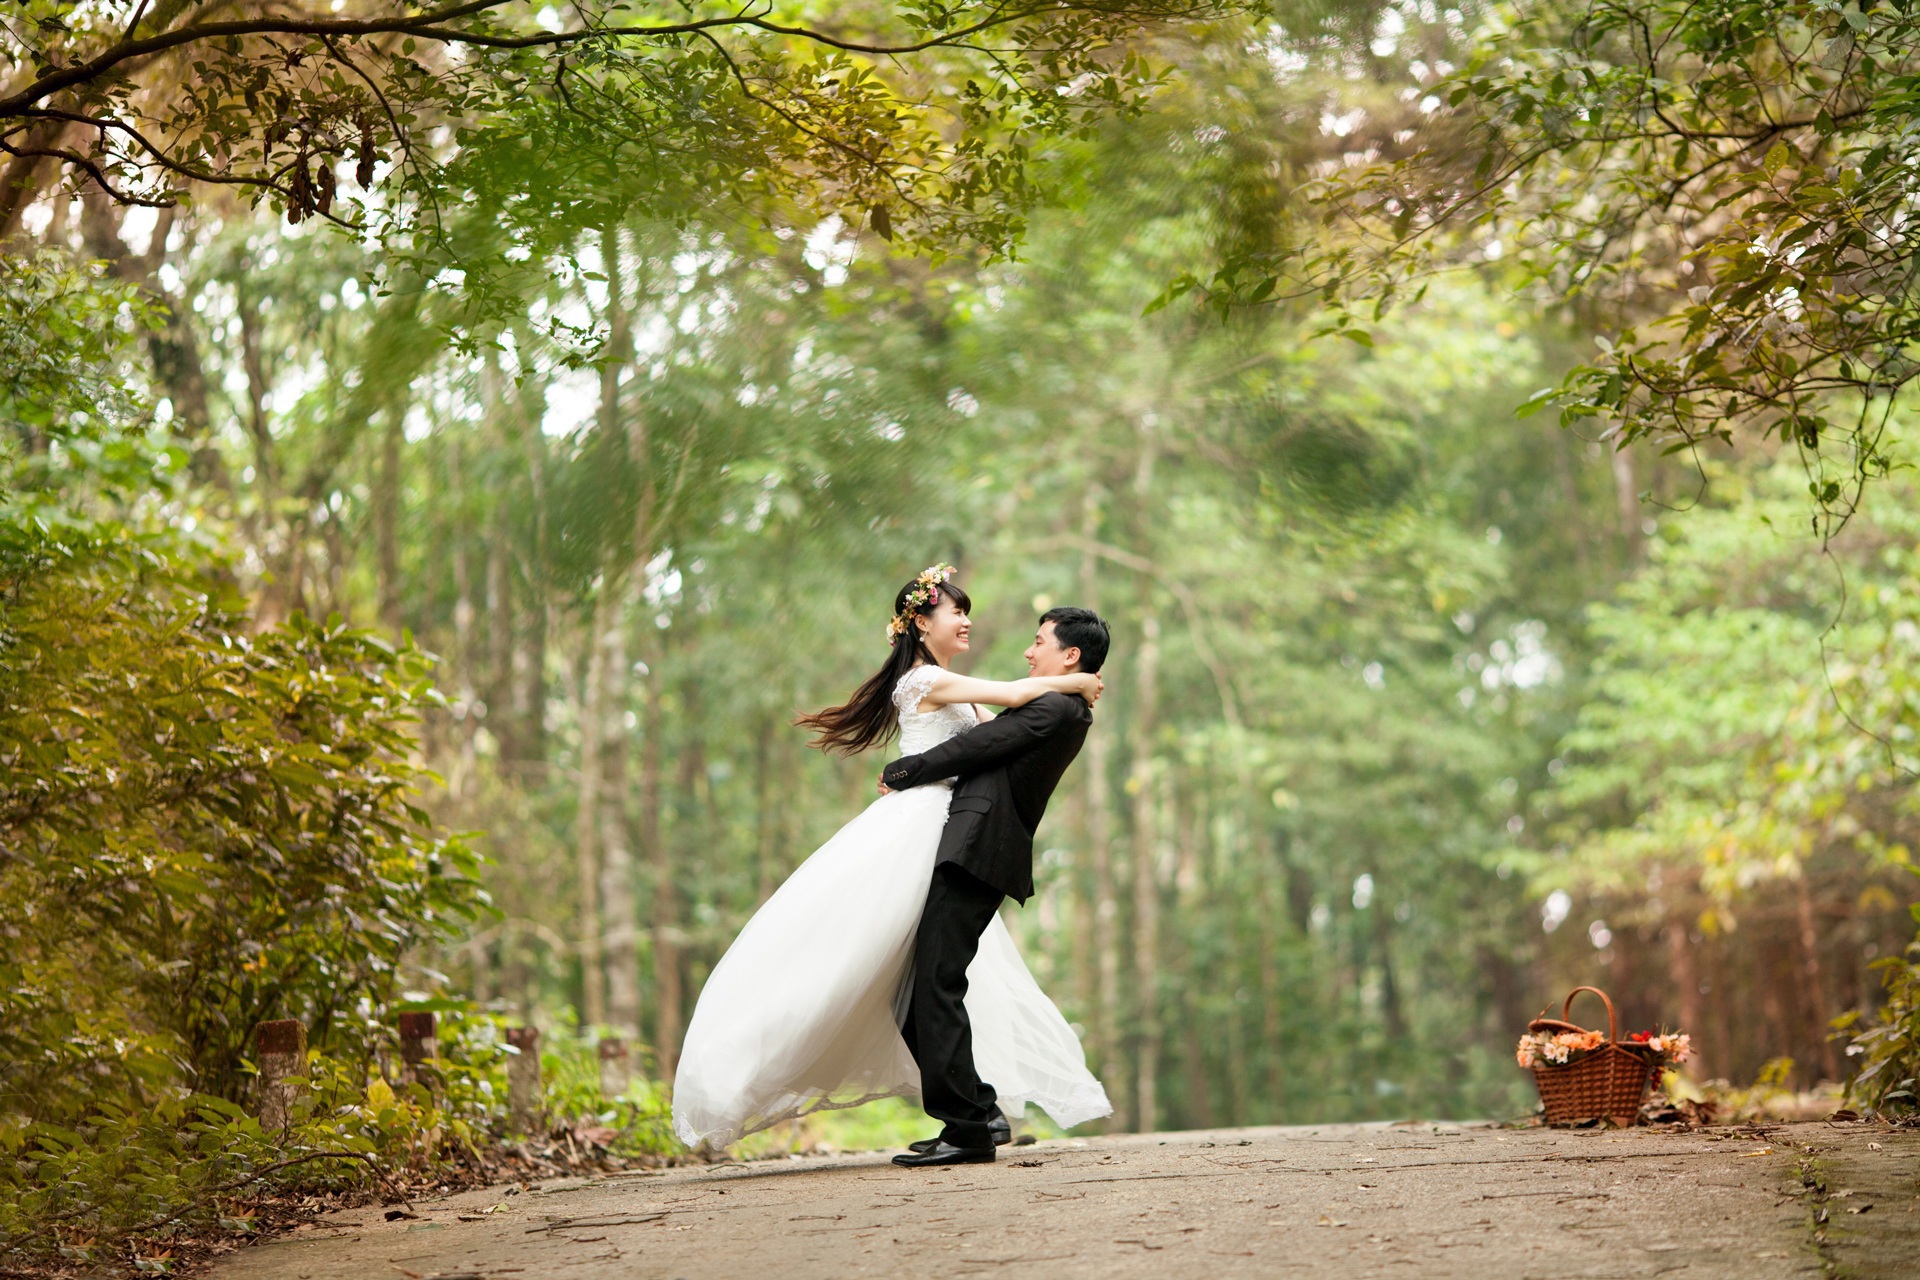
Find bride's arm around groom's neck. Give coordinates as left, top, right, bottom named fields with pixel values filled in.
left=883, top=694, right=1081, bottom=791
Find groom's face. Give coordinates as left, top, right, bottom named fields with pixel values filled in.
left=1025, top=621, right=1080, bottom=677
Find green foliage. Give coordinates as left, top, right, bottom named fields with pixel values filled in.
left=516, top=1016, right=678, bottom=1157
left=1222, top=0, right=1920, bottom=518
left=1514, top=457, right=1920, bottom=1081
left=0, top=1009, right=682, bottom=1265
left=2, top=1093, right=291, bottom=1262
left=0, top=250, right=510, bottom=1267
left=0, top=248, right=170, bottom=533
left=1843, top=890, right=1920, bottom=1113
left=0, top=543, right=482, bottom=1116
left=1534, top=461, right=1920, bottom=896
left=1, top=1, right=1256, bottom=342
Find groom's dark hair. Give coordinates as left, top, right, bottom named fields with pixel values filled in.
left=1040, top=606, right=1110, bottom=674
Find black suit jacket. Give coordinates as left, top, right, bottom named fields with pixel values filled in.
left=881, top=691, right=1093, bottom=903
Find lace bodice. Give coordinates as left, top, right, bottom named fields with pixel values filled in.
left=893, top=665, right=979, bottom=756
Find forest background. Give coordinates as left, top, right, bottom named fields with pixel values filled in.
left=8, top=0, right=1920, bottom=1270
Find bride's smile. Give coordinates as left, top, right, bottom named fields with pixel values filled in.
left=916, top=593, right=972, bottom=664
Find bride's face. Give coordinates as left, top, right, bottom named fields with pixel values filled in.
left=915, top=594, right=972, bottom=663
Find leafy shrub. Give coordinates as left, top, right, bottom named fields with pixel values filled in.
left=0, top=534, right=484, bottom=1118
left=513, top=1013, right=678, bottom=1157
left=1841, top=870, right=1920, bottom=1116
left=0, top=247, right=505, bottom=1269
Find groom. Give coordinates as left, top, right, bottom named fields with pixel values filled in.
left=877, top=605, right=1111, bottom=1167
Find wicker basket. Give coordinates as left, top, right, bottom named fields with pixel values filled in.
left=1527, top=986, right=1656, bottom=1127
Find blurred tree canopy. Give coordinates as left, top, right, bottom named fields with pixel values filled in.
left=1, top=1, right=1256, bottom=324
left=1175, top=0, right=1920, bottom=524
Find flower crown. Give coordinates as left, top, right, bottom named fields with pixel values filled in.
left=886, top=564, right=958, bottom=643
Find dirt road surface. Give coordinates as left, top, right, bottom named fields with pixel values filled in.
left=208, top=1121, right=1918, bottom=1279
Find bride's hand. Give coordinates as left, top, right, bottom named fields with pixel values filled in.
left=1075, top=673, right=1105, bottom=704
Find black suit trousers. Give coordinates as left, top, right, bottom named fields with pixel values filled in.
left=901, top=861, right=1004, bottom=1148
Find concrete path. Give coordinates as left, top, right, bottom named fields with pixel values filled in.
left=209, top=1121, right=1919, bottom=1279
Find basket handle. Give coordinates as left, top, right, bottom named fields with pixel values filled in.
left=1561, top=986, right=1619, bottom=1043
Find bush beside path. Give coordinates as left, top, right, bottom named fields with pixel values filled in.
left=205, top=1120, right=1918, bottom=1279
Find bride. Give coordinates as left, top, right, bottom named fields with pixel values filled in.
left=671, top=565, right=1112, bottom=1149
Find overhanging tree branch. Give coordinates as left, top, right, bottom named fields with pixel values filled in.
left=0, top=1, right=1209, bottom=118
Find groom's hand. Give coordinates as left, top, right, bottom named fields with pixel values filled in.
left=876, top=772, right=893, bottom=795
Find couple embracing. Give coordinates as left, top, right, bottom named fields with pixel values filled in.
left=672, top=565, right=1113, bottom=1165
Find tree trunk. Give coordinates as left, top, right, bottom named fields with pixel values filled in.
left=1664, top=914, right=1705, bottom=1077
left=1611, top=440, right=1643, bottom=561
left=1794, top=876, right=1839, bottom=1080
left=575, top=591, right=610, bottom=1029
left=482, top=351, right=514, bottom=734
left=375, top=408, right=403, bottom=632
left=1174, top=778, right=1213, bottom=1128
left=577, top=219, right=640, bottom=1035
left=467, top=934, right=491, bottom=1008
left=1372, top=900, right=1408, bottom=1042
left=484, top=534, right=512, bottom=745
left=234, top=284, right=280, bottom=496
left=447, top=431, right=477, bottom=793
left=1264, top=830, right=1298, bottom=1119
left=754, top=713, right=777, bottom=905
left=77, top=192, right=215, bottom=476
left=654, top=672, right=684, bottom=1076
left=758, top=713, right=800, bottom=904
left=0, top=119, right=72, bottom=237
left=599, top=597, right=641, bottom=1040
left=1091, top=725, right=1125, bottom=1125
left=1129, top=612, right=1162, bottom=1133
left=1548, top=421, right=1595, bottom=579
left=1067, top=776, right=1099, bottom=1047
left=1078, top=488, right=1125, bottom=1127
left=513, top=360, right=551, bottom=771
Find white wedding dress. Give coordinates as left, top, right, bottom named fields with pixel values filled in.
left=671, top=665, right=1111, bottom=1148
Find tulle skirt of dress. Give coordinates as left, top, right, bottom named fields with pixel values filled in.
left=671, top=783, right=1111, bottom=1149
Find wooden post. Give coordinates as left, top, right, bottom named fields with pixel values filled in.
left=398, top=1011, right=436, bottom=1086
left=255, top=1019, right=306, bottom=1131
left=597, top=1036, right=629, bottom=1100
left=506, top=1026, right=543, bottom=1134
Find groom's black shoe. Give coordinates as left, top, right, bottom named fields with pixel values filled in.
left=892, top=1140, right=996, bottom=1168
left=907, top=1110, right=1010, bottom=1154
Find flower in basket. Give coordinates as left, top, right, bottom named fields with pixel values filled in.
left=1625, top=1030, right=1693, bottom=1066
left=1515, top=1028, right=1607, bottom=1068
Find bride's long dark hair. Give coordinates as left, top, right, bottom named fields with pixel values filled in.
left=796, top=572, right=973, bottom=755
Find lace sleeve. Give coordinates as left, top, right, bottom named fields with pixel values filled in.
left=891, top=665, right=943, bottom=717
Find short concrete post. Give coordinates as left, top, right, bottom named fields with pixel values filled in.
left=398, top=1011, right=436, bottom=1086
left=506, top=1026, right=542, bottom=1134
left=255, top=1019, right=306, bottom=1132
left=597, top=1036, right=629, bottom=1100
